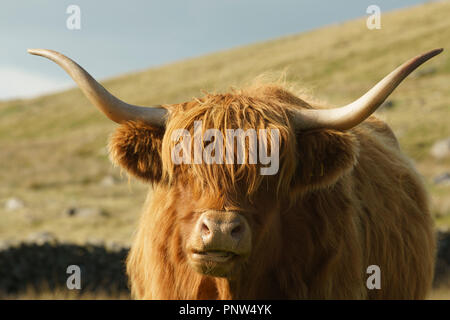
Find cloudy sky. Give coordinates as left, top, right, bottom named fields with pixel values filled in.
left=0, top=0, right=430, bottom=100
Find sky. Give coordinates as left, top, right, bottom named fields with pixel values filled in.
left=0, top=0, right=432, bottom=101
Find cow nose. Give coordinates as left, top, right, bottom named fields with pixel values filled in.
left=198, top=211, right=248, bottom=245
left=201, top=217, right=244, bottom=241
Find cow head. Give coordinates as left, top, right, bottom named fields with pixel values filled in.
left=28, top=48, right=442, bottom=278
left=108, top=88, right=299, bottom=277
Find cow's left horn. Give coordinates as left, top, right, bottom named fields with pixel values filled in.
left=28, top=49, right=167, bottom=127
left=293, top=48, right=443, bottom=130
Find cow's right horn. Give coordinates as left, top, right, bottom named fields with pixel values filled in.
left=293, top=48, right=443, bottom=131
left=28, top=49, right=167, bottom=128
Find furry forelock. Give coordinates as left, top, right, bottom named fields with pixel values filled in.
left=161, top=84, right=302, bottom=201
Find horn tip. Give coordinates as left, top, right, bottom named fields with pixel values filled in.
left=27, top=48, right=44, bottom=56
left=27, top=48, right=57, bottom=57
left=415, top=48, right=444, bottom=66
left=27, top=48, right=39, bottom=54
left=426, top=48, right=444, bottom=58
left=431, top=48, right=444, bottom=55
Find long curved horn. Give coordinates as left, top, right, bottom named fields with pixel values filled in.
left=293, top=48, right=443, bottom=130
left=27, top=49, right=167, bottom=127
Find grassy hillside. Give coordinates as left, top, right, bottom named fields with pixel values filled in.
left=0, top=1, right=449, bottom=247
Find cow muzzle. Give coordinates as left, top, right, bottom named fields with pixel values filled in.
left=187, top=210, right=251, bottom=277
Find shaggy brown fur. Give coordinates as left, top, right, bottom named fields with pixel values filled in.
left=109, top=83, right=435, bottom=299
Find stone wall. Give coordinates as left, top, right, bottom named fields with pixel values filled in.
left=1, top=231, right=449, bottom=297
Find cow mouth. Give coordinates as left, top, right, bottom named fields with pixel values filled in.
left=188, top=248, right=246, bottom=277
left=190, top=250, right=237, bottom=263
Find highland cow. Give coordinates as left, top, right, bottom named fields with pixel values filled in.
left=29, top=48, right=442, bottom=299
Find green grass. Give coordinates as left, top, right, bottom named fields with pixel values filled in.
left=0, top=1, right=449, bottom=245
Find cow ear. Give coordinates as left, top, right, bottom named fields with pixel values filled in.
left=293, top=129, right=359, bottom=190
left=108, top=121, right=164, bottom=183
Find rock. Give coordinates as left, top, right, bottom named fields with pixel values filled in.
left=4, top=198, right=25, bottom=211
left=77, top=207, right=107, bottom=218
left=437, top=226, right=450, bottom=233
left=98, top=146, right=109, bottom=156
left=434, top=172, right=450, bottom=186
left=430, top=138, right=450, bottom=160
left=379, top=100, right=395, bottom=110
left=432, top=196, right=450, bottom=218
left=434, top=230, right=450, bottom=287
left=100, top=175, right=118, bottom=187
left=62, top=207, right=77, bottom=217
left=87, top=238, right=105, bottom=246
left=62, top=207, right=107, bottom=218
left=27, top=231, right=57, bottom=245
left=0, top=240, right=14, bottom=251
left=106, top=241, right=125, bottom=252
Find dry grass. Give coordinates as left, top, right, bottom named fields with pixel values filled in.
left=0, top=1, right=449, bottom=297
left=428, top=288, right=450, bottom=300
left=3, top=285, right=130, bottom=300
left=6, top=287, right=449, bottom=300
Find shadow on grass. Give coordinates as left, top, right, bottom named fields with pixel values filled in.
left=0, top=242, right=129, bottom=298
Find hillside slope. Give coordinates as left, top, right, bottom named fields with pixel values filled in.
left=0, top=1, right=449, bottom=245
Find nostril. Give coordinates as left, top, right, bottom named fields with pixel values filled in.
left=201, top=222, right=211, bottom=236
left=231, top=224, right=243, bottom=238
